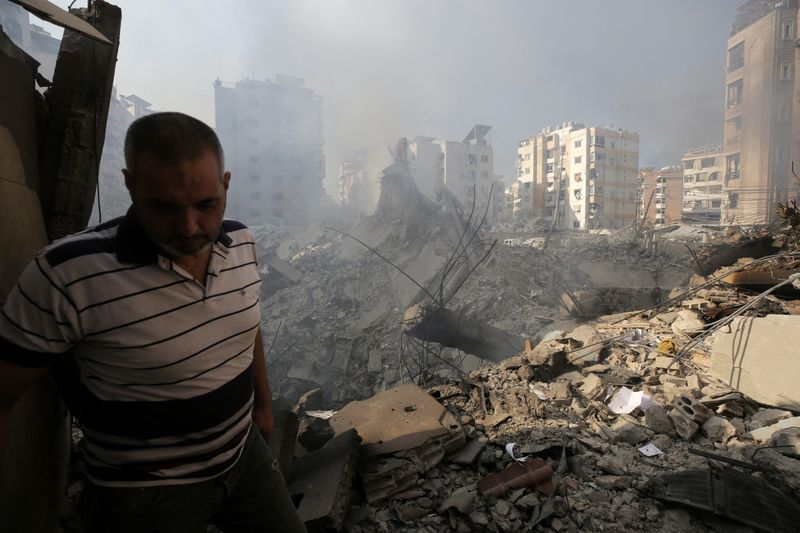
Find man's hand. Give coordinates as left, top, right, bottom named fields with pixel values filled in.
left=252, top=403, right=274, bottom=442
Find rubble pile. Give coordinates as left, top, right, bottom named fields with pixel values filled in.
left=282, top=272, right=800, bottom=532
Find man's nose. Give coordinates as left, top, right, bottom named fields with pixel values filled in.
left=175, top=209, right=199, bottom=237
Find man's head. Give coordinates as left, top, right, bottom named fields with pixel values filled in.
left=123, top=112, right=231, bottom=259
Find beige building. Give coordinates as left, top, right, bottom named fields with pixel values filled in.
left=682, top=144, right=724, bottom=225
left=639, top=166, right=683, bottom=228
left=515, top=122, right=639, bottom=230
left=408, top=125, right=497, bottom=219
left=722, top=0, right=797, bottom=225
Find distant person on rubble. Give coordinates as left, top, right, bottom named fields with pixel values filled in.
left=0, top=112, right=306, bottom=532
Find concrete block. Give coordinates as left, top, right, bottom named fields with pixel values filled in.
left=750, top=409, right=793, bottom=430
left=770, top=428, right=800, bottom=458
left=579, top=374, right=606, bottom=400
left=671, top=310, right=705, bottom=336
left=744, top=416, right=800, bottom=442
left=669, top=411, right=699, bottom=440
left=701, top=416, right=736, bottom=442
left=711, top=315, right=800, bottom=409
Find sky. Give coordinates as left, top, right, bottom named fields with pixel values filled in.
left=39, top=0, right=740, bottom=195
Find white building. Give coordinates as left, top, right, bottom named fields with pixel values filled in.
left=515, top=122, right=639, bottom=230
left=407, top=125, right=498, bottom=219
left=682, top=144, right=724, bottom=225
left=214, top=75, right=324, bottom=224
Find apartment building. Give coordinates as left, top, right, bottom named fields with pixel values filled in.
left=722, top=0, right=797, bottom=225
left=407, top=125, right=497, bottom=219
left=515, top=122, right=639, bottom=230
left=639, top=166, right=683, bottom=228
left=214, top=75, right=325, bottom=225
left=681, top=144, right=724, bottom=225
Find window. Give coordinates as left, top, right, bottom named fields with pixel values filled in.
left=709, top=172, right=720, bottom=181
left=481, top=155, right=489, bottom=163
left=525, top=153, right=531, bottom=161
left=468, top=154, right=477, bottom=165
left=728, top=193, right=739, bottom=208
left=711, top=200, right=721, bottom=208
left=701, top=157, right=715, bottom=168
left=574, top=156, right=582, bottom=164
left=727, top=79, right=743, bottom=107
left=545, top=149, right=555, bottom=159
left=574, top=189, right=582, bottom=200
left=684, top=176, right=694, bottom=183
left=784, top=21, right=793, bottom=40
left=591, top=135, right=605, bottom=147
left=545, top=163, right=554, bottom=173
left=525, top=168, right=531, bottom=174
left=574, top=140, right=582, bottom=148
left=684, top=160, right=695, bottom=170
left=781, top=64, right=792, bottom=81
left=469, top=169, right=476, bottom=178
left=574, top=173, right=582, bottom=182
left=727, top=154, right=740, bottom=177
left=728, top=42, right=744, bottom=72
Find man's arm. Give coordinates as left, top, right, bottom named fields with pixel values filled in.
left=251, top=328, right=274, bottom=441
left=0, top=360, right=50, bottom=461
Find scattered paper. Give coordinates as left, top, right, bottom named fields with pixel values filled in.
left=608, top=387, right=654, bottom=414
left=638, top=443, right=663, bottom=456
left=505, top=443, right=529, bottom=462
left=305, top=410, right=336, bottom=419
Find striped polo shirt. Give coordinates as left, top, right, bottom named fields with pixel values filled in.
left=0, top=210, right=262, bottom=487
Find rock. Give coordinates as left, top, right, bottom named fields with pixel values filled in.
left=769, top=427, right=800, bottom=458
left=744, top=416, right=800, bottom=442
left=595, top=475, right=631, bottom=490
left=500, top=355, right=526, bottom=371
left=469, top=511, right=489, bottom=526
left=549, top=381, right=571, bottom=401
left=297, top=388, right=323, bottom=411
left=438, top=485, right=477, bottom=514
left=651, top=434, right=673, bottom=451
left=701, top=416, right=737, bottom=442
left=517, top=365, right=535, bottom=381
left=514, top=493, right=540, bottom=510
left=566, top=325, right=606, bottom=366
left=579, top=374, right=606, bottom=400
left=729, top=418, right=746, bottom=436
left=597, top=453, right=631, bottom=476
left=493, top=500, right=510, bottom=517
left=611, top=419, right=651, bottom=445
left=654, top=357, right=674, bottom=369
left=750, top=409, right=793, bottom=429
left=644, top=405, right=675, bottom=435
left=669, top=411, right=699, bottom=440
left=671, top=309, right=705, bottom=336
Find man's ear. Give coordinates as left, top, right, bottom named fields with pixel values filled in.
left=123, top=169, right=134, bottom=194
left=222, top=171, right=231, bottom=191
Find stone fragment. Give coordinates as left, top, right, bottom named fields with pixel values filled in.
left=514, top=492, right=540, bottom=510
left=579, top=374, right=605, bottom=400
left=611, top=419, right=651, bottom=445
left=750, top=409, right=793, bottom=429
left=745, top=416, right=800, bottom=442
left=686, top=374, right=700, bottom=390
left=729, top=418, right=745, bottom=436
left=701, top=416, right=736, bottom=442
left=644, top=405, right=675, bottom=435
left=548, top=381, right=571, bottom=401
left=596, top=454, right=629, bottom=476
left=500, top=355, right=526, bottom=371
left=493, top=500, right=510, bottom=517
left=654, top=357, right=674, bottom=369
left=469, top=511, right=489, bottom=525
left=595, top=475, right=631, bottom=490
left=770, top=427, right=800, bottom=458
left=669, top=411, right=699, bottom=440
left=566, top=325, right=606, bottom=366
left=671, top=309, right=705, bottom=336
left=517, top=365, right=535, bottom=381
left=651, top=434, right=673, bottom=451
left=438, top=485, right=477, bottom=514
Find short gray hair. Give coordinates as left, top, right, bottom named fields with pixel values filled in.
left=124, top=112, right=225, bottom=172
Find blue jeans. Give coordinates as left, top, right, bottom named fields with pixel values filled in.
left=80, top=428, right=306, bottom=533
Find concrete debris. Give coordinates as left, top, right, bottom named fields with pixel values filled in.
left=744, top=416, right=800, bottom=442
left=476, top=457, right=555, bottom=497
left=711, top=315, right=800, bottom=409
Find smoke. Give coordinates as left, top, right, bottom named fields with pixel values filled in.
left=44, top=0, right=739, bottom=196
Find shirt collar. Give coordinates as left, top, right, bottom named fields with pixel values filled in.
left=116, top=207, right=233, bottom=263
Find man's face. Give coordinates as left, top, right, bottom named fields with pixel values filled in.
left=124, top=150, right=231, bottom=259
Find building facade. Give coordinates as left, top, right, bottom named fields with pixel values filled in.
left=407, top=125, right=497, bottom=219
left=681, top=144, right=724, bottom=225
left=0, top=2, right=59, bottom=80
left=214, top=75, right=324, bottom=225
left=722, top=0, right=797, bottom=225
left=639, top=166, right=683, bottom=228
left=514, top=122, right=639, bottom=230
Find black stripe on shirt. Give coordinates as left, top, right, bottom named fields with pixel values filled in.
left=84, top=278, right=261, bottom=338
left=35, top=256, right=77, bottom=310
left=0, top=336, right=58, bottom=368
left=1, top=308, right=70, bottom=345
left=77, top=279, right=189, bottom=314
left=45, top=237, right=118, bottom=268
left=110, top=297, right=260, bottom=351
left=86, top=435, right=247, bottom=483
left=14, top=283, right=71, bottom=326
left=218, top=261, right=256, bottom=274
left=222, top=220, right=247, bottom=232
left=77, top=363, right=254, bottom=440
left=226, top=241, right=256, bottom=249
left=86, top=403, right=252, bottom=452
left=65, top=263, right=149, bottom=288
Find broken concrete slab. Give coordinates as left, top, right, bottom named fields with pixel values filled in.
left=750, top=409, right=793, bottom=430
left=770, top=428, right=800, bottom=458
left=670, top=309, right=705, bottom=336
left=701, top=416, right=737, bottom=442
left=288, top=428, right=360, bottom=532
left=579, top=374, right=605, bottom=400
left=330, top=383, right=462, bottom=457
left=743, top=416, right=800, bottom=442
left=711, top=315, right=800, bottom=410
left=448, top=438, right=486, bottom=465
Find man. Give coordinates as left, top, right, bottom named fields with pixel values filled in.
left=0, top=112, right=306, bottom=532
